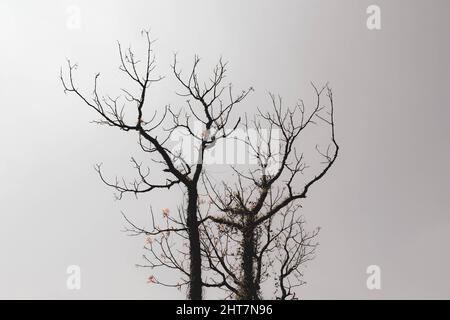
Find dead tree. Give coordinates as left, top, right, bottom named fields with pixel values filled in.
left=267, top=204, right=320, bottom=300
left=200, top=85, right=338, bottom=299
left=199, top=201, right=319, bottom=299
left=60, top=31, right=252, bottom=300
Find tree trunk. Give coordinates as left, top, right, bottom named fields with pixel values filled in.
left=238, top=217, right=260, bottom=300
left=186, top=189, right=202, bottom=300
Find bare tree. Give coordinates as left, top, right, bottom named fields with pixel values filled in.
left=60, top=31, right=252, bottom=300
left=269, top=205, right=320, bottom=300
left=199, top=202, right=319, bottom=299
left=199, top=85, right=339, bottom=299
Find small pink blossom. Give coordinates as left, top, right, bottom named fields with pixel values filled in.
left=145, top=237, right=153, bottom=245
left=147, top=275, right=157, bottom=284
left=162, top=208, right=170, bottom=218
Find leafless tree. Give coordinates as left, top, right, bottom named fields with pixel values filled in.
left=199, top=202, right=320, bottom=299
left=60, top=30, right=252, bottom=300
left=268, top=205, right=320, bottom=300
left=199, top=85, right=339, bottom=299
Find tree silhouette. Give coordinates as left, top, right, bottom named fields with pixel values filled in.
left=200, top=202, right=320, bottom=299
left=199, top=86, right=338, bottom=299
left=60, top=30, right=252, bottom=300
left=61, top=30, right=339, bottom=300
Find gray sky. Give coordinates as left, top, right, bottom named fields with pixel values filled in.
left=1, top=0, right=450, bottom=299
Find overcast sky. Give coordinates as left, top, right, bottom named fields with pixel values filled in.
left=1, top=0, right=450, bottom=299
